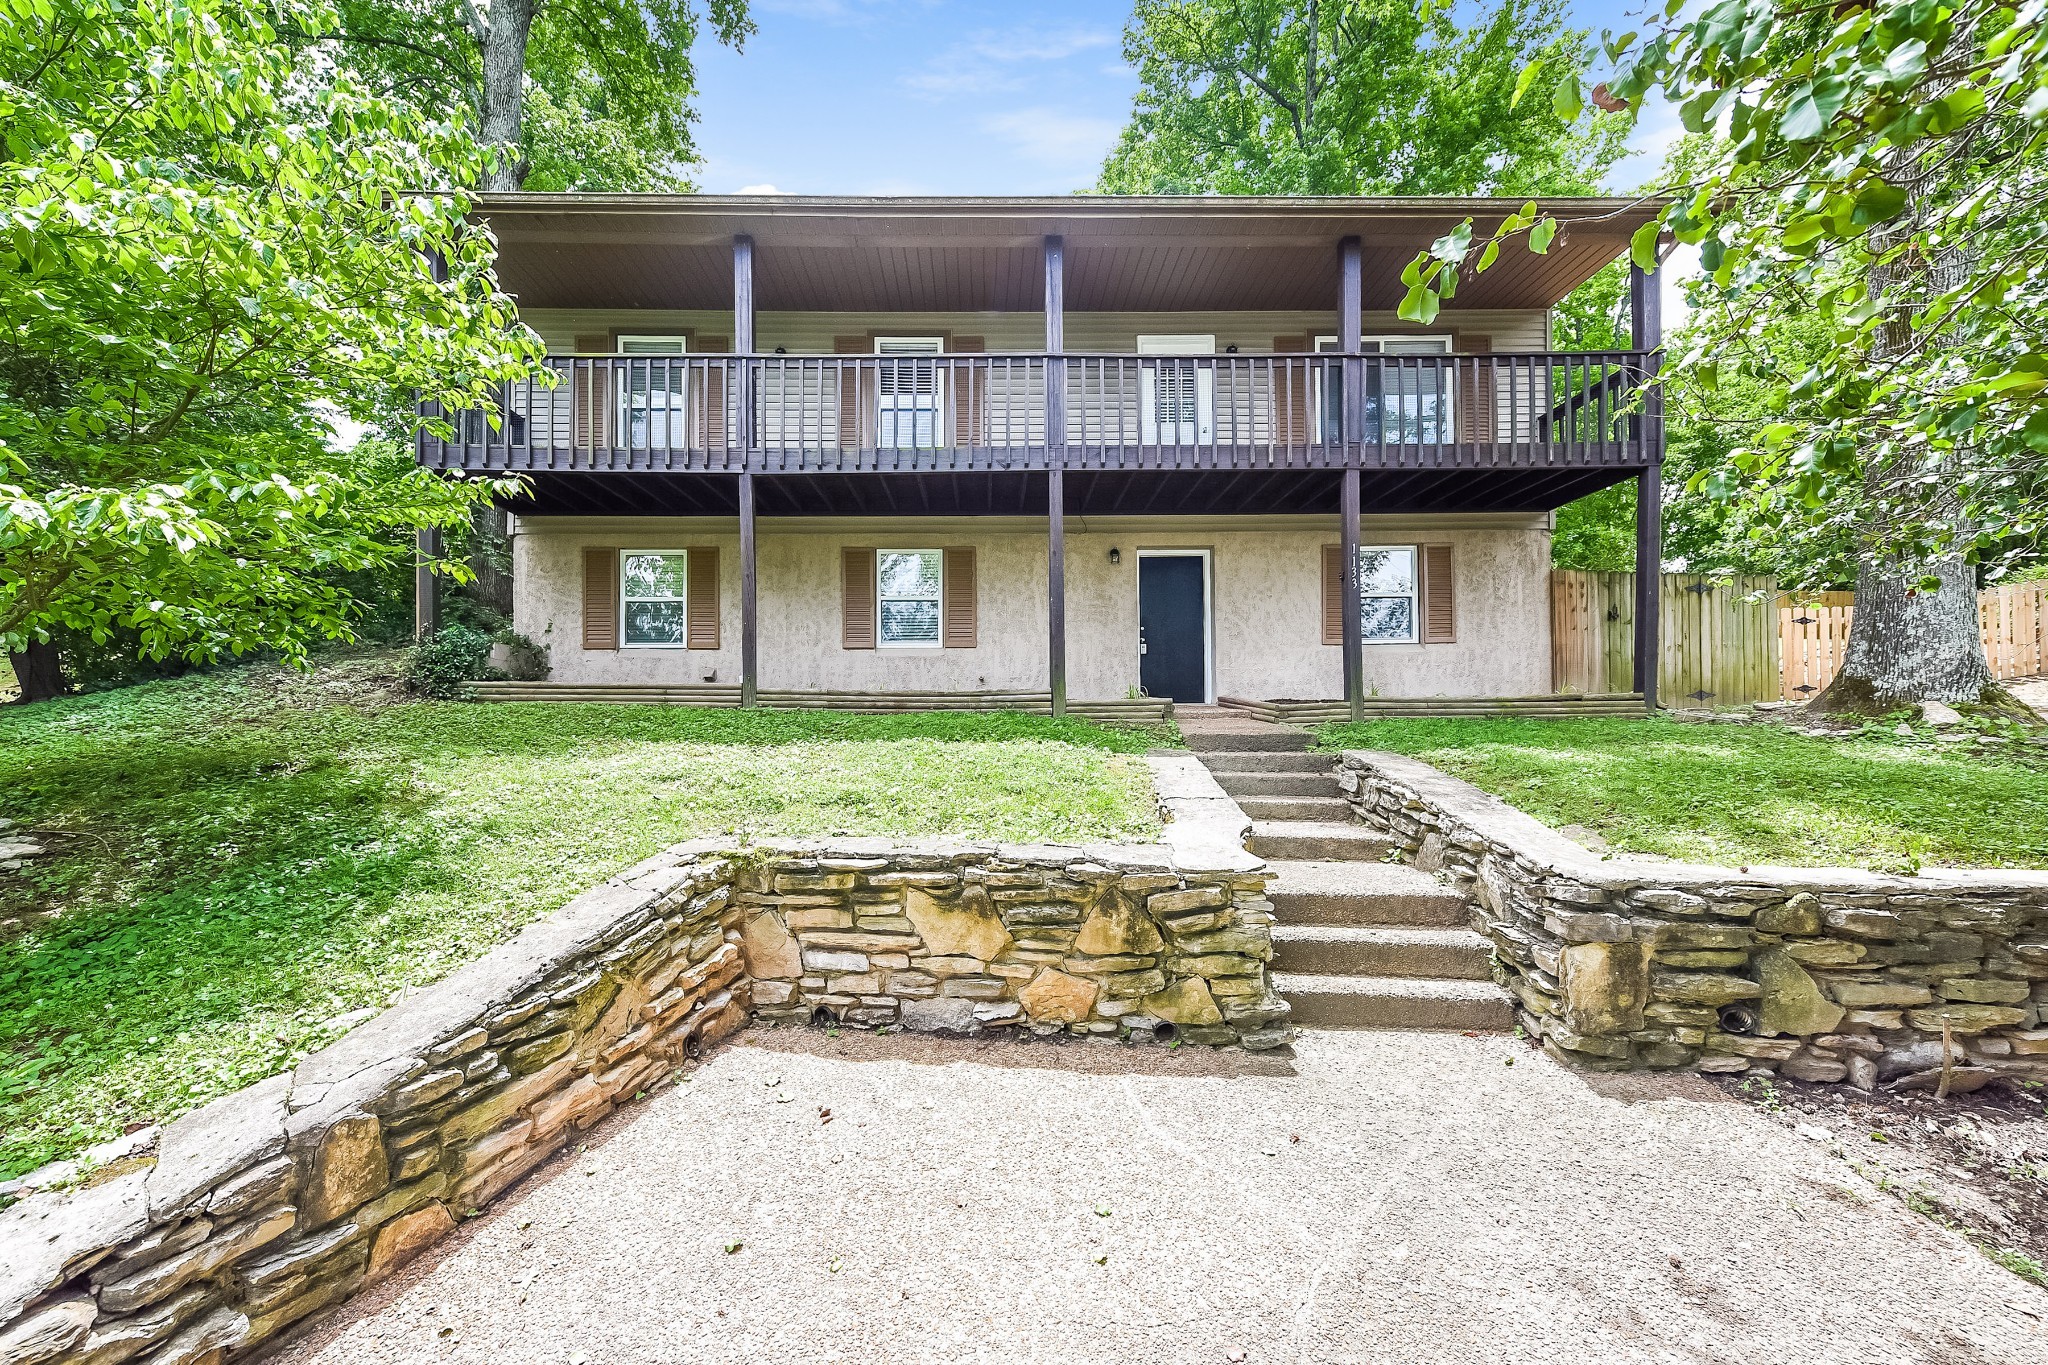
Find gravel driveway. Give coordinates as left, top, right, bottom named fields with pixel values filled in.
left=274, top=1028, right=2047, bottom=1365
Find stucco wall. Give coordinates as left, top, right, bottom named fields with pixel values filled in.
left=511, top=514, right=1554, bottom=699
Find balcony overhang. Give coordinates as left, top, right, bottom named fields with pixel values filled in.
left=473, top=193, right=1665, bottom=315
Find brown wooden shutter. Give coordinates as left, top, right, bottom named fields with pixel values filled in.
left=687, top=545, right=720, bottom=649
left=1420, top=543, right=1456, bottom=643
left=1452, top=332, right=1493, bottom=443
left=834, top=336, right=870, bottom=449
left=582, top=546, right=619, bottom=650
left=942, top=546, right=977, bottom=648
left=692, top=336, right=730, bottom=451
left=573, top=335, right=611, bottom=450
left=1273, top=336, right=1311, bottom=445
left=1321, top=543, right=1344, bottom=646
left=842, top=547, right=876, bottom=649
left=950, top=336, right=985, bottom=448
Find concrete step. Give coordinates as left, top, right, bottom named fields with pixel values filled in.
left=1210, top=771, right=1342, bottom=798
left=1274, top=973, right=1513, bottom=1031
left=1194, top=750, right=1335, bottom=773
left=1237, top=795, right=1356, bottom=822
left=1266, top=861, right=1471, bottom=928
left=1180, top=726, right=1312, bottom=754
left=1271, top=925, right=1493, bottom=980
left=1249, top=821, right=1394, bottom=862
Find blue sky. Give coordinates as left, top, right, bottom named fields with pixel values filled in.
left=688, top=0, right=1683, bottom=196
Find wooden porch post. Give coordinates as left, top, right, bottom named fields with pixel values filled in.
left=739, top=472, right=758, bottom=708
left=1631, top=259, right=1664, bottom=711
left=1338, top=237, right=1365, bottom=721
left=1045, top=235, right=1067, bottom=718
left=733, top=234, right=755, bottom=354
left=1048, top=468, right=1066, bottom=717
left=1341, top=468, right=1363, bottom=722
left=414, top=528, right=441, bottom=642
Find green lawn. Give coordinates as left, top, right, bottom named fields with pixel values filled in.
left=0, top=657, right=1167, bottom=1180
left=1318, top=715, right=2048, bottom=873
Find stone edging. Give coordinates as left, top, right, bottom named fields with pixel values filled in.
left=0, top=829, right=1282, bottom=1364
left=1337, top=750, right=2048, bottom=1085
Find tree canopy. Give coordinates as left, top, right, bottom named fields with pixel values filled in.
left=1096, top=0, right=1628, bottom=196
left=320, top=0, right=753, bottom=190
left=0, top=0, right=545, bottom=691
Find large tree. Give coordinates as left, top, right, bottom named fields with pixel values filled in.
left=1097, top=0, right=1627, bottom=196
left=317, top=0, right=753, bottom=191
left=0, top=0, right=546, bottom=702
left=1403, top=0, right=2048, bottom=712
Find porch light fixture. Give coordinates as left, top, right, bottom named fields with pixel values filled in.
left=1224, top=344, right=1238, bottom=353
left=773, top=345, right=787, bottom=354
left=1109, top=547, right=1121, bottom=565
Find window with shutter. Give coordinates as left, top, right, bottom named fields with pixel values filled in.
left=1361, top=335, right=1453, bottom=444
left=874, top=338, right=944, bottom=449
left=1359, top=546, right=1419, bottom=643
left=842, top=547, right=876, bottom=649
left=620, top=550, right=690, bottom=646
left=1420, top=543, right=1456, bottom=643
left=942, top=546, right=976, bottom=648
left=1136, top=335, right=1215, bottom=445
left=876, top=549, right=943, bottom=646
left=582, top=547, right=619, bottom=650
left=616, top=336, right=687, bottom=451
left=687, top=546, right=720, bottom=650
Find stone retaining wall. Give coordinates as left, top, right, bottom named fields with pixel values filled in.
left=1338, top=750, right=2048, bottom=1086
left=0, top=837, right=1279, bottom=1364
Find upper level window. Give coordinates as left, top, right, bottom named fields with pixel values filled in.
left=877, top=549, right=942, bottom=646
left=1359, top=546, right=1418, bottom=644
left=621, top=550, right=689, bottom=646
left=1136, top=334, right=1216, bottom=445
left=617, top=336, right=687, bottom=450
left=875, top=338, right=943, bottom=449
left=1361, top=334, right=1453, bottom=444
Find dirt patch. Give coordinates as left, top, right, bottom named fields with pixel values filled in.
left=1721, top=1070, right=2048, bottom=1292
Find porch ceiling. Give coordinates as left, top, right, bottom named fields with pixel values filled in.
left=476, top=194, right=1663, bottom=316
left=500, top=467, right=1637, bottom=519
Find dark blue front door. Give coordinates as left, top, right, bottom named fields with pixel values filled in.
left=1139, top=555, right=1207, bottom=703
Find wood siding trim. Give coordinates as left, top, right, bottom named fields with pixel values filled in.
left=687, top=545, right=720, bottom=649
left=841, top=546, right=876, bottom=649
left=582, top=547, right=619, bottom=650
left=942, top=546, right=977, bottom=648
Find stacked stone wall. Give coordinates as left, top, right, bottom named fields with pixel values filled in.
left=0, top=837, right=1280, bottom=1364
left=1338, top=750, right=2048, bottom=1086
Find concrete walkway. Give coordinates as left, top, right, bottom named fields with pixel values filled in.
left=275, top=1030, right=2046, bottom=1365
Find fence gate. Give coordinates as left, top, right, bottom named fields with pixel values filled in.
left=1777, top=581, right=2047, bottom=699
left=1551, top=570, right=1781, bottom=708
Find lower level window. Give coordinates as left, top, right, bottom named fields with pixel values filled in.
left=1360, top=547, right=1417, bottom=643
left=877, top=549, right=942, bottom=646
left=622, top=550, right=689, bottom=645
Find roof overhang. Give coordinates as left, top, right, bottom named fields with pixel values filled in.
left=474, top=193, right=1665, bottom=315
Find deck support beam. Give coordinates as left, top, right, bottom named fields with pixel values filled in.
left=1048, top=467, right=1066, bottom=717
left=739, top=471, right=758, bottom=707
left=1341, top=468, right=1363, bottom=722
left=1630, top=257, right=1663, bottom=711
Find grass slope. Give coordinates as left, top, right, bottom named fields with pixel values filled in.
left=0, top=657, right=1165, bottom=1180
left=1318, top=715, right=2048, bottom=873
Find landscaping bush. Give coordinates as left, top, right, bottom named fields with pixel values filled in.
left=404, top=624, right=496, bottom=698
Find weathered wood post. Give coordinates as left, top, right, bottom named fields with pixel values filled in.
left=1631, top=258, right=1664, bottom=711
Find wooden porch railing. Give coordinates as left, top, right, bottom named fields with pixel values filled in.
left=420, top=350, right=1658, bottom=473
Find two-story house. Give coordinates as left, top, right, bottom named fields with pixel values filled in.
left=421, top=194, right=1666, bottom=718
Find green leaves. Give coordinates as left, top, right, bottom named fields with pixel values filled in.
left=1512, top=59, right=1544, bottom=109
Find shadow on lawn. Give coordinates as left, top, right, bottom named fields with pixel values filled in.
left=0, top=736, right=455, bottom=1176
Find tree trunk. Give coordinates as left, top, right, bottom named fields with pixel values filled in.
left=1811, top=551, right=1991, bottom=713
left=464, top=503, right=515, bottom=617
left=7, top=638, right=65, bottom=704
left=479, top=0, right=537, bottom=191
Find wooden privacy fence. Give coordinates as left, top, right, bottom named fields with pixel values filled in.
left=1551, top=571, right=1782, bottom=708
left=1780, top=580, right=2048, bottom=699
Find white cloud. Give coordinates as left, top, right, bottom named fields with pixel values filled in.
left=735, top=183, right=785, bottom=195
left=904, top=26, right=1118, bottom=98
left=979, top=107, right=1123, bottom=171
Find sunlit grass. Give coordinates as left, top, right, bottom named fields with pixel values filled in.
left=1317, top=715, right=2048, bottom=872
left=0, top=657, right=1167, bottom=1179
